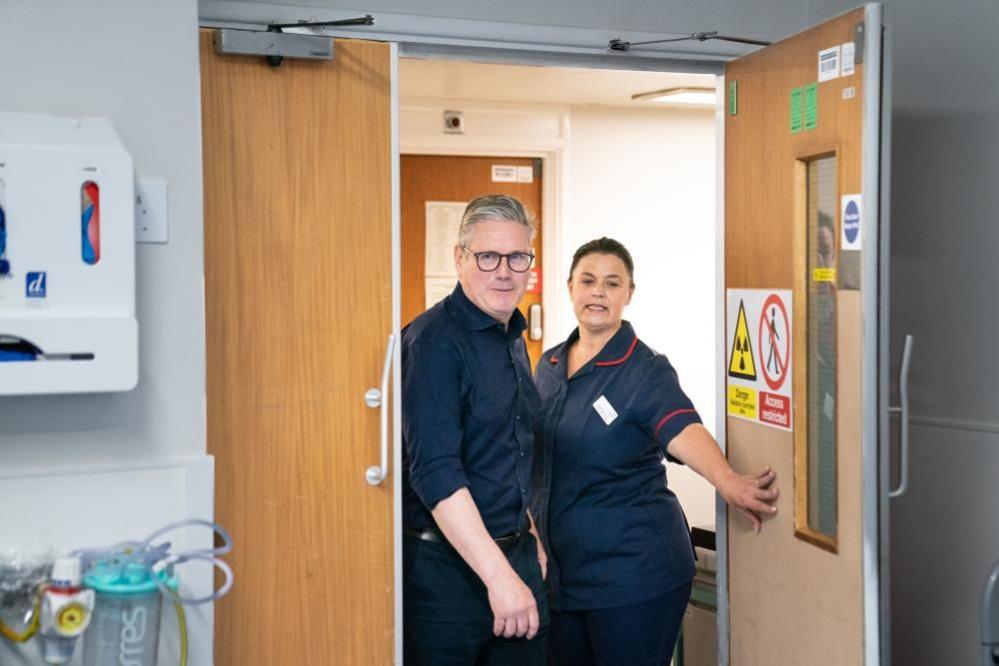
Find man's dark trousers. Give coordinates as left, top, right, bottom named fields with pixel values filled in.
left=403, top=531, right=549, bottom=665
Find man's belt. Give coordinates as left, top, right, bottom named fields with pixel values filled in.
left=403, top=526, right=524, bottom=551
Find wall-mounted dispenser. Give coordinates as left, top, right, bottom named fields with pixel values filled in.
left=0, top=113, right=138, bottom=394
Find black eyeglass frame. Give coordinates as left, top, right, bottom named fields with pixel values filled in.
left=460, top=245, right=536, bottom=273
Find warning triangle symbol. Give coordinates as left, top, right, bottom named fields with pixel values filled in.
left=728, top=300, right=757, bottom=381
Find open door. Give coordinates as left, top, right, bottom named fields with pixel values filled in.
left=723, top=5, right=885, bottom=664
left=201, top=33, right=396, bottom=663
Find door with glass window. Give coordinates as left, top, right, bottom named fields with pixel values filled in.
left=723, top=5, right=887, bottom=664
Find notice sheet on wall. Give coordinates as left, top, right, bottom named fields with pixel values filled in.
left=424, top=201, right=466, bottom=309
left=425, top=201, right=466, bottom=277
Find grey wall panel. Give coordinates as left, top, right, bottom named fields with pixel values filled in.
left=889, top=423, right=999, bottom=666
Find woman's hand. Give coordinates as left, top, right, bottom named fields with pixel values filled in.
left=665, top=424, right=779, bottom=533
left=535, top=535, right=548, bottom=580
left=716, top=466, right=779, bottom=533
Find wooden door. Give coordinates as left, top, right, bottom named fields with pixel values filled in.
left=724, top=6, right=884, bottom=664
left=401, top=155, right=544, bottom=368
left=201, top=32, right=395, bottom=664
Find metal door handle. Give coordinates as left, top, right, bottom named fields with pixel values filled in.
left=365, top=333, right=395, bottom=486
left=529, top=303, right=543, bottom=341
left=888, top=334, right=914, bottom=498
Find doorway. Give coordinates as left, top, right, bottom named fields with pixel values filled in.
left=398, top=58, right=720, bottom=528
left=200, top=9, right=888, bottom=663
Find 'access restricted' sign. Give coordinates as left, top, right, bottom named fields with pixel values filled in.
left=726, top=289, right=793, bottom=431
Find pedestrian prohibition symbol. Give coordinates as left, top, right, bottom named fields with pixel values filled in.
left=758, top=294, right=790, bottom=391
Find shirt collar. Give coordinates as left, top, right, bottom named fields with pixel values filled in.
left=448, top=283, right=528, bottom=338
left=591, top=321, right=638, bottom=366
left=549, top=321, right=638, bottom=372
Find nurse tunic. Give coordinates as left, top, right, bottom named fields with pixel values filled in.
left=530, top=321, right=700, bottom=611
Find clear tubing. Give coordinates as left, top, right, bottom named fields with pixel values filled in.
left=72, top=519, right=234, bottom=606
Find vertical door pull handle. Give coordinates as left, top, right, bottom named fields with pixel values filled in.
left=888, top=334, right=914, bottom=499
left=365, top=333, right=396, bottom=486
left=529, top=303, right=543, bottom=341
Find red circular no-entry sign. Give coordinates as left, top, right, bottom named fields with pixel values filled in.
left=758, top=294, right=790, bottom=391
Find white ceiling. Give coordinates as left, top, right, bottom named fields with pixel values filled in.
left=399, top=58, right=716, bottom=108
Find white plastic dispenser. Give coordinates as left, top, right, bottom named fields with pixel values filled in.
left=0, top=112, right=138, bottom=394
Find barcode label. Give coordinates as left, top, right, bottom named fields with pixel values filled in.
left=818, top=45, right=841, bottom=82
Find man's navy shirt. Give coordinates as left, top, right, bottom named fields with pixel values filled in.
left=530, top=322, right=701, bottom=610
left=402, top=283, right=540, bottom=537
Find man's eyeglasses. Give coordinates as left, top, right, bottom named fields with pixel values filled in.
left=461, top=246, right=535, bottom=273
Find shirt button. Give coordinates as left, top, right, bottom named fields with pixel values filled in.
left=516, top=415, right=520, bottom=420
left=521, top=489, right=527, bottom=495
left=520, top=450, right=526, bottom=457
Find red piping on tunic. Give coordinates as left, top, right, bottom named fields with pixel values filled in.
left=654, top=408, right=698, bottom=438
left=594, top=336, right=638, bottom=367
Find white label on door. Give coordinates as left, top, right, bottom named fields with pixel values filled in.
left=818, top=45, right=841, bottom=82
left=516, top=166, right=534, bottom=183
left=841, top=42, right=856, bottom=76
left=491, top=165, right=518, bottom=182
left=593, top=395, right=618, bottom=425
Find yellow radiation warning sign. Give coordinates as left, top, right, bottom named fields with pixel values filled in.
left=728, top=300, right=757, bottom=380
left=728, top=385, right=758, bottom=419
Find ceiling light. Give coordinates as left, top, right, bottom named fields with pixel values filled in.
left=631, top=86, right=716, bottom=105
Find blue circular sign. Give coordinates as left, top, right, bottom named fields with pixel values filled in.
left=843, top=200, right=860, bottom=244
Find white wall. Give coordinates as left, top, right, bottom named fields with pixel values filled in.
left=0, top=2, right=212, bottom=664
left=401, top=95, right=718, bottom=527
left=560, top=104, right=718, bottom=528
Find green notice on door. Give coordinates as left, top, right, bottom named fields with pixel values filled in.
left=790, top=87, right=803, bottom=133
left=729, top=80, right=738, bottom=116
left=804, top=83, right=818, bottom=130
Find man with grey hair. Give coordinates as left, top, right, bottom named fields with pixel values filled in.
left=402, top=194, right=548, bottom=664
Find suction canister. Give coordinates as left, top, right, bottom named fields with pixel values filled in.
left=81, top=562, right=177, bottom=666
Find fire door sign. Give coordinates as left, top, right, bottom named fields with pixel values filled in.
left=726, top=289, right=793, bottom=431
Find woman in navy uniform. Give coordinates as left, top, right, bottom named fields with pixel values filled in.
left=531, top=238, right=779, bottom=665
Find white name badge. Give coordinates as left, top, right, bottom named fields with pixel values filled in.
left=592, top=395, right=618, bottom=425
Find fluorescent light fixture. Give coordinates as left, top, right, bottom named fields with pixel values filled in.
left=631, top=86, right=716, bottom=105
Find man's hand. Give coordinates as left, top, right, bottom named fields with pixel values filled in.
left=485, top=570, right=540, bottom=639
left=430, top=489, right=542, bottom=639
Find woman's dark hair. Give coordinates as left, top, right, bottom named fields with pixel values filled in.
left=569, top=237, right=635, bottom=286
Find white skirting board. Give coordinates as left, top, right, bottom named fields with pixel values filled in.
left=0, top=456, right=214, bottom=666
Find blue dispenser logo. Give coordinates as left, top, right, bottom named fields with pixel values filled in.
left=26, top=272, right=46, bottom=298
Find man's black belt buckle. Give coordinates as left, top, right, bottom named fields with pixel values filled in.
left=404, top=526, right=523, bottom=552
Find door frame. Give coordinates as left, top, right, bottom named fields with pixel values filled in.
left=199, top=7, right=890, bottom=664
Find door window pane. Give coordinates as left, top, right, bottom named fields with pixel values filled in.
left=806, top=156, right=838, bottom=541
